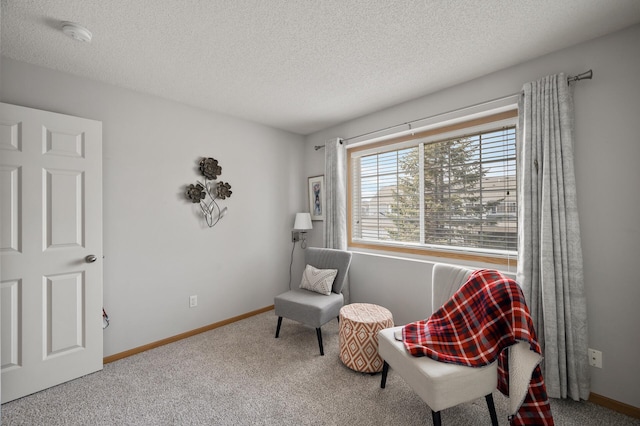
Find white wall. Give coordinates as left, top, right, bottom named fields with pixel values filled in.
left=0, top=58, right=306, bottom=357
left=305, top=25, right=640, bottom=408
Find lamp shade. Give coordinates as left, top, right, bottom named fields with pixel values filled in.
left=293, top=212, right=313, bottom=230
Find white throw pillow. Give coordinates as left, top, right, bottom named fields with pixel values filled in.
left=300, top=264, right=338, bottom=295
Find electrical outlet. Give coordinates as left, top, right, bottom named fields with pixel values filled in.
left=588, top=348, right=602, bottom=368
left=189, top=295, right=198, bottom=308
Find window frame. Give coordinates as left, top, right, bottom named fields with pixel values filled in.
left=347, top=109, right=519, bottom=266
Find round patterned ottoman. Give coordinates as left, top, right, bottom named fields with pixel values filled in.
left=339, top=303, right=394, bottom=373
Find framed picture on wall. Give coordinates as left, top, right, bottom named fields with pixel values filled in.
left=308, top=175, right=325, bottom=221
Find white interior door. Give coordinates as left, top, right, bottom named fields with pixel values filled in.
left=0, top=102, right=103, bottom=403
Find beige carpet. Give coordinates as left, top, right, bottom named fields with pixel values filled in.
left=2, top=310, right=638, bottom=425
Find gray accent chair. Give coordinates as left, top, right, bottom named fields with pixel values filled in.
left=274, top=247, right=352, bottom=355
left=377, top=263, right=499, bottom=426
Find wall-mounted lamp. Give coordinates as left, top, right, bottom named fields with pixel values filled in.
left=292, top=213, right=312, bottom=248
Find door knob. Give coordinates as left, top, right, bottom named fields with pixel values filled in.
left=85, top=254, right=97, bottom=263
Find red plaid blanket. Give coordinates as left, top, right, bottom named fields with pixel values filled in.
left=402, top=269, right=554, bottom=425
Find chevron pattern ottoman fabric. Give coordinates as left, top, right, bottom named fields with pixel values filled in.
left=339, top=303, right=394, bottom=373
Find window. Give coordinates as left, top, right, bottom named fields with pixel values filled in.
left=349, top=110, right=518, bottom=264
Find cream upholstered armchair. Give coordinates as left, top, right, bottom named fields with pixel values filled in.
left=274, top=247, right=352, bottom=356
left=377, top=264, right=499, bottom=426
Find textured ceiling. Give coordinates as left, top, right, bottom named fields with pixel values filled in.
left=2, top=1, right=640, bottom=135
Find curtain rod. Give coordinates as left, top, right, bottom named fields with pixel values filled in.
left=314, top=69, right=592, bottom=148
left=567, top=69, right=593, bottom=84
left=314, top=139, right=343, bottom=150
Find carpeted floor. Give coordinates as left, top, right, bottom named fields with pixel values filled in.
left=2, top=310, right=638, bottom=425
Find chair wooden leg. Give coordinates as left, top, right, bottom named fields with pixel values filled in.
left=316, top=328, right=324, bottom=356
left=275, top=317, right=282, bottom=338
left=429, top=397, right=495, bottom=426
left=431, top=410, right=441, bottom=426
left=485, top=394, right=499, bottom=426
left=380, top=361, right=389, bottom=388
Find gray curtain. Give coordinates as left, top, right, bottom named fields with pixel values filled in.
left=516, top=73, right=590, bottom=401
left=324, top=137, right=347, bottom=250
left=324, top=138, right=349, bottom=300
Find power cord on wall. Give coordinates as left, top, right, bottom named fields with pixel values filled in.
left=288, top=240, right=296, bottom=291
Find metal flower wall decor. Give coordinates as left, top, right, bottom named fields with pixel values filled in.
left=186, top=157, right=232, bottom=227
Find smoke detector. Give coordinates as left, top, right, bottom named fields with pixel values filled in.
left=61, top=22, right=92, bottom=43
